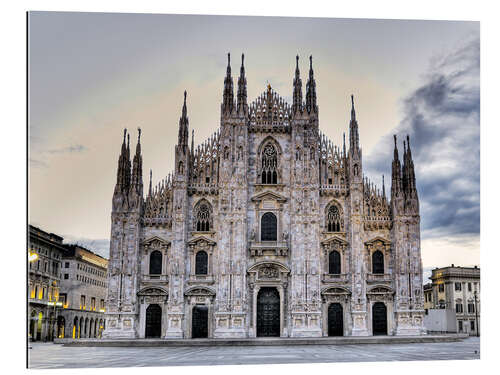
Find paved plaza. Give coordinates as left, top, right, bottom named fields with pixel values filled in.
left=28, top=337, right=480, bottom=368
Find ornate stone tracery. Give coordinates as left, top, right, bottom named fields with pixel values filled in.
left=105, top=56, right=425, bottom=340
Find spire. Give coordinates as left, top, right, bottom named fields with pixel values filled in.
left=222, top=53, right=234, bottom=115
left=391, top=135, right=402, bottom=198
left=349, top=94, right=360, bottom=154
left=305, top=55, right=317, bottom=114
left=131, top=128, right=143, bottom=195
left=351, top=94, right=356, bottom=121
left=343, top=132, right=346, bottom=158
left=191, top=129, right=195, bottom=156
left=382, top=175, right=386, bottom=199
left=148, top=169, right=152, bottom=197
left=402, top=139, right=408, bottom=194
left=292, top=55, right=303, bottom=114
left=124, top=132, right=131, bottom=191
left=237, top=53, right=247, bottom=115
left=406, top=134, right=417, bottom=196
left=114, top=128, right=127, bottom=194
left=178, top=90, right=189, bottom=152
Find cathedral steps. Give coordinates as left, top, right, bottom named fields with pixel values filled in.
left=56, top=334, right=468, bottom=347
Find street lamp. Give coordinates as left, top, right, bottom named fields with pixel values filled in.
left=28, top=250, right=39, bottom=348
left=474, top=290, right=479, bottom=337
left=48, top=301, right=63, bottom=339
left=28, top=250, right=39, bottom=263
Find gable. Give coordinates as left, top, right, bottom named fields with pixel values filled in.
left=251, top=190, right=287, bottom=203
left=141, top=236, right=171, bottom=250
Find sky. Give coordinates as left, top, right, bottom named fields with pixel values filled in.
left=28, top=12, right=479, bottom=280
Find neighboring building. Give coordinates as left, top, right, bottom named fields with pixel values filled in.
left=424, top=309, right=457, bottom=333
left=28, top=225, right=68, bottom=341
left=104, top=54, right=425, bottom=339
left=423, top=283, right=433, bottom=312
left=58, top=245, right=109, bottom=339
left=425, top=265, right=480, bottom=335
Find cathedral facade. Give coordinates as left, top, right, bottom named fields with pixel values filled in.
left=103, top=54, right=426, bottom=339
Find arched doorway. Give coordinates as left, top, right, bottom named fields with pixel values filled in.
left=57, top=316, right=65, bottom=338
left=29, top=311, right=37, bottom=341
left=328, top=303, right=343, bottom=336
left=192, top=305, right=209, bottom=338
left=372, top=302, right=387, bottom=335
left=145, top=304, right=162, bottom=338
left=73, top=317, right=78, bottom=339
left=79, top=317, right=83, bottom=338
left=36, top=312, right=43, bottom=341
left=257, top=287, right=280, bottom=337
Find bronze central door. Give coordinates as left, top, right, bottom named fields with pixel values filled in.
left=145, top=304, right=162, bottom=338
left=192, top=305, right=209, bottom=338
left=257, top=287, right=280, bottom=337
left=328, top=303, right=344, bottom=336
left=372, top=302, right=387, bottom=335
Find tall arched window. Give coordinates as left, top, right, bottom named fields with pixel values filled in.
left=261, top=143, right=278, bottom=184
left=261, top=212, right=277, bottom=241
left=326, top=204, right=342, bottom=232
left=195, top=251, right=208, bottom=275
left=329, top=250, right=341, bottom=274
left=372, top=250, right=384, bottom=274
left=149, top=250, right=162, bottom=275
left=194, top=201, right=212, bottom=232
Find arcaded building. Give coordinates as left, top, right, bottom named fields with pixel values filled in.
left=103, top=54, right=425, bottom=339
left=58, top=244, right=109, bottom=339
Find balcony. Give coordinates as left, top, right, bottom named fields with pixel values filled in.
left=322, top=273, right=349, bottom=283
left=366, top=273, right=392, bottom=283
left=249, top=241, right=289, bottom=257
left=187, top=183, right=219, bottom=196
left=187, top=274, right=215, bottom=285
left=142, top=274, right=169, bottom=283
left=319, top=184, right=348, bottom=197
left=363, top=216, right=392, bottom=230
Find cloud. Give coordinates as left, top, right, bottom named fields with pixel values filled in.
left=62, top=235, right=110, bottom=259
left=29, top=158, right=48, bottom=168
left=47, top=144, right=88, bottom=154
left=365, top=37, right=479, bottom=241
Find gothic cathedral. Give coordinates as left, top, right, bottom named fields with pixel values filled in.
left=103, top=54, right=425, bottom=339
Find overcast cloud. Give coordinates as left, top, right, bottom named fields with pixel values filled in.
left=365, top=37, right=480, bottom=243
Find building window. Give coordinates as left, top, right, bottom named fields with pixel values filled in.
left=195, top=251, right=208, bottom=275
left=60, top=293, right=67, bottom=307
left=64, top=273, right=69, bottom=280
left=100, top=299, right=105, bottom=310
left=471, top=320, right=475, bottom=331
left=438, top=284, right=444, bottom=293
left=456, top=303, right=463, bottom=313
left=372, top=250, right=384, bottom=274
left=326, top=204, right=342, bottom=232
left=468, top=282, right=472, bottom=292
left=261, top=212, right=277, bottom=241
left=91, top=297, right=96, bottom=311
left=194, top=201, right=212, bottom=232
left=455, top=282, right=462, bottom=291
left=458, top=320, right=463, bottom=332
left=80, top=295, right=86, bottom=310
left=468, top=303, right=475, bottom=313
left=261, top=143, right=278, bottom=184
left=149, top=250, right=163, bottom=275
left=328, top=250, right=341, bottom=274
